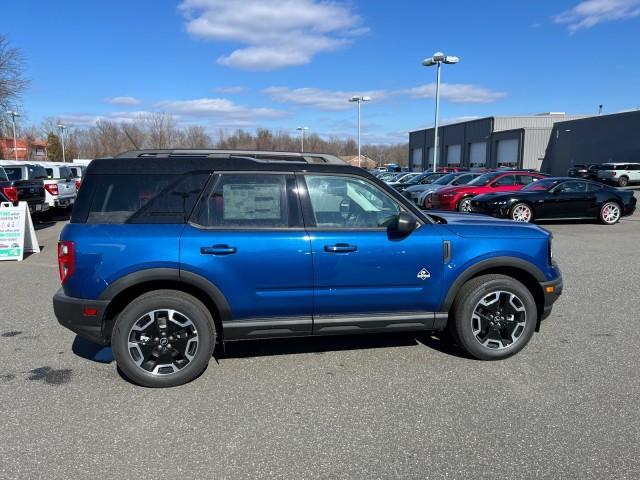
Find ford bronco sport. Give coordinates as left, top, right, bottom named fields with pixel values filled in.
left=53, top=150, right=562, bottom=387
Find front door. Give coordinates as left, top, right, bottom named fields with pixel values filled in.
left=544, top=180, right=590, bottom=218
left=180, top=172, right=313, bottom=339
left=299, top=174, right=444, bottom=332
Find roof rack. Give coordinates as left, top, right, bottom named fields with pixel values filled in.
left=113, top=149, right=345, bottom=165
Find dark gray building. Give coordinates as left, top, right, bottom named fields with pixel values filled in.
left=409, top=114, right=586, bottom=171
left=542, top=110, right=640, bottom=175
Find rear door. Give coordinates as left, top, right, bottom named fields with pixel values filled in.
left=180, top=172, right=313, bottom=339
left=299, top=173, right=444, bottom=332
left=489, top=174, right=519, bottom=192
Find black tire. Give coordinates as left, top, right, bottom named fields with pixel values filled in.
left=447, top=274, right=537, bottom=360
left=599, top=201, right=621, bottom=225
left=112, top=289, right=216, bottom=387
left=458, top=197, right=472, bottom=212
left=617, top=176, right=629, bottom=187
left=510, top=202, right=534, bottom=223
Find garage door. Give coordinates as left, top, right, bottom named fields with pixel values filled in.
left=446, top=144, right=461, bottom=165
left=411, top=148, right=423, bottom=171
left=426, top=147, right=434, bottom=169
left=497, top=139, right=519, bottom=168
left=469, top=142, right=486, bottom=167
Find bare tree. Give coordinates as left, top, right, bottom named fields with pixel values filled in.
left=0, top=35, right=29, bottom=134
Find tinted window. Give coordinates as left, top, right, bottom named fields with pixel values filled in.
left=517, top=175, right=535, bottom=185
left=586, top=183, right=603, bottom=192
left=4, top=167, right=24, bottom=180
left=433, top=173, right=457, bottom=185
left=69, top=167, right=82, bottom=177
left=45, top=168, right=54, bottom=179
left=86, top=173, right=209, bottom=224
left=468, top=172, right=501, bottom=186
left=452, top=174, right=475, bottom=185
left=556, top=181, right=587, bottom=193
left=58, top=166, right=73, bottom=179
left=191, top=173, right=296, bottom=228
left=305, top=175, right=400, bottom=229
left=28, top=165, right=47, bottom=180
left=0, top=168, right=9, bottom=181
left=494, top=175, right=516, bottom=186
left=522, top=179, right=560, bottom=191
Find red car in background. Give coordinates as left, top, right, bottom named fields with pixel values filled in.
left=428, top=170, right=548, bottom=212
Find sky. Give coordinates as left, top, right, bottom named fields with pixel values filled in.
left=4, top=0, right=640, bottom=144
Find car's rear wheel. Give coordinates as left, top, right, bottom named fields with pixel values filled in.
left=448, top=274, right=537, bottom=360
left=617, top=176, right=629, bottom=187
left=458, top=197, right=472, bottom=212
left=112, top=290, right=216, bottom=387
left=599, top=201, right=621, bottom=225
left=510, top=203, right=533, bottom=222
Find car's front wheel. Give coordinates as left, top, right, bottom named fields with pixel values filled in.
left=458, top=197, right=472, bottom=212
left=599, top=201, right=621, bottom=225
left=510, top=203, right=533, bottom=222
left=448, top=274, right=537, bottom=360
left=111, top=290, right=216, bottom=387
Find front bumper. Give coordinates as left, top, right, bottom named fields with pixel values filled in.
left=53, top=288, right=111, bottom=345
left=539, top=273, right=563, bottom=320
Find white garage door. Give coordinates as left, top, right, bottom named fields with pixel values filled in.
left=446, top=144, right=461, bottom=165
left=426, top=147, right=434, bottom=169
left=497, top=139, right=519, bottom=168
left=469, top=142, right=487, bottom=167
left=411, top=148, right=423, bottom=171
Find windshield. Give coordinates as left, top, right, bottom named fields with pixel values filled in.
left=522, top=179, right=560, bottom=192
left=433, top=173, right=457, bottom=185
left=397, top=173, right=419, bottom=183
left=468, top=172, right=501, bottom=186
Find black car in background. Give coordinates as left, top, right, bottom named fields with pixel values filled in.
left=567, top=164, right=605, bottom=180
left=469, top=177, right=636, bottom=225
left=0, top=165, right=47, bottom=215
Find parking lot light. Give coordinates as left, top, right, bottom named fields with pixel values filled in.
left=296, top=126, right=308, bottom=153
left=349, top=95, right=371, bottom=167
left=6, top=110, right=20, bottom=160
left=422, top=51, right=459, bottom=172
left=57, top=124, right=68, bottom=162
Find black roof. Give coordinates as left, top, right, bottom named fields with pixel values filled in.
left=86, top=150, right=364, bottom=176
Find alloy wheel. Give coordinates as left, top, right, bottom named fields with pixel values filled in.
left=511, top=204, right=532, bottom=222
left=471, top=290, right=527, bottom=350
left=459, top=198, right=472, bottom=212
left=127, top=309, right=199, bottom=375
left=601, top=202, right=620, bottom=224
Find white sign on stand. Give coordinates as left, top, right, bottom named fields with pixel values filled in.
left=0, top=202, right=41, bottom=261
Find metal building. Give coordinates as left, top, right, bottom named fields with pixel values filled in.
left=542, top=110, right=640, bottom=175
left=409, top=113, right=587, bottom=171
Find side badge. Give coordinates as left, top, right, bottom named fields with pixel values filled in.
left=417, top=268, right=430, bottom=280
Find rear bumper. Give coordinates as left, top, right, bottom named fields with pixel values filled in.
left=53, top=288, right=111, bottom=345
left=539, top=273, right=563, bottom=320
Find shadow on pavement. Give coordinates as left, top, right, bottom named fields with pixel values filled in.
left=72, top=336, right=113, bottom=363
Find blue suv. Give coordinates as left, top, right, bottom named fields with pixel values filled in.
left=53, top=150, right=562, bottom=387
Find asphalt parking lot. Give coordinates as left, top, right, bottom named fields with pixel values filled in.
left=1, top=206, right=639, bottom=480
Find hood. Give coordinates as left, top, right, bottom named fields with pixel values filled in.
left=428, top=211, right=549, bottom=239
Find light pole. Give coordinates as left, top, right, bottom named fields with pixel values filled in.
left=6, top=110, right=20, bottom=160
left=296, top=126, right=308, bottom=153
left=348, top=95, right=371, bottom=167
left=57, top=124, right=67, bottom=162
left=422, top=52, right=459, bottom=172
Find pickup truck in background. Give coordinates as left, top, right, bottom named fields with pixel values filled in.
left=14, top=163, right=75, bottom=210
left=0, top=165, right=48, bottom=216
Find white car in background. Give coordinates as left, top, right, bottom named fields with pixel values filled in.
left=596, top=162, right=640, bottom=187
left=31, top=163, right=77, bottom=209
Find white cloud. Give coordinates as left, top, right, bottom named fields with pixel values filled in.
left=156, top=97, right=289, bottom=120
left=104, top=96, right=142, bottom=106
left=263, top=87, right=387, bottom=111
left=213, top=86, right=245, bottom=93
left=178, top=0, right=366, bottom=69
left=553, top=0, right=640, bottom=33
left=58, top=111, right=154, bottom=127
left=402, top=83, right=507, bottom=103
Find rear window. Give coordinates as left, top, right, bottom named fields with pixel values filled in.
left=4, top=167, right=25, bottom=181
left=79, top=173, right=210, bottom=224
left=28, top=165, right=48, bottom=180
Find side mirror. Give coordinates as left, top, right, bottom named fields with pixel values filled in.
left=389, top=211, right=417, bottom=236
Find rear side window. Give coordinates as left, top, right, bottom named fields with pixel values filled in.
left=82, top=173, right=210, bottom=224
left=494, top=175, right=516, bottom=186
left=517, top=175, right=535, bottom=185
left=4, top=167, right=25, bottom=180
left=586, top=183, right=603, bottom=192
left=28, top=165, right=47, bottom=180
left=191, top=173, right=300, bottom=228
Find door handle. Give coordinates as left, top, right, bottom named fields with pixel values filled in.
left=201, top=244, right=237, bottom=255
left=324, top=243, right=357, bottom=253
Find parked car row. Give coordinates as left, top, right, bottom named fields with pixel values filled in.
left=0, top=160, right=85, bottom=218
left=567, top=162, right=640, bottom=187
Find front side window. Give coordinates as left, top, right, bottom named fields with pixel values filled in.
left=494, top=175, right=516, bottom=186
left=556, top=181, right=587, bottom=193
left=305, top=175, right=400, bottom=229
left=191, top=173, right=298, bottom=228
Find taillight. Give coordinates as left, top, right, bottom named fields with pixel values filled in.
left=1, top=186, right=18, bottom=204
left=58, top=241, right=75, bottom=283
left=45, top=183, right=60, bottom=195
left=611, top=172, right=616, bottom=176
left=75, top=180, right=81, bottom=190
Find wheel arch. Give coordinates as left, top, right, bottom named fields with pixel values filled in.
left=99, top=268, right=231, bottom=343
left=442, top=257, right=546, bottom=325
left=509, top=200, right=535, bottom=219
